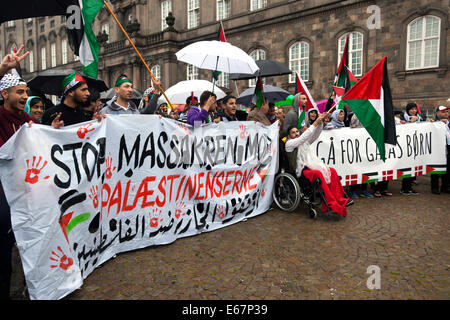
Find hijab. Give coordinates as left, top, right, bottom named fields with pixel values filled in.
left=329, top=109, right=346, bottom=128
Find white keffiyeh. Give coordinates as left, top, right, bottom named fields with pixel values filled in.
left=0, top=73, right=26, bottom=91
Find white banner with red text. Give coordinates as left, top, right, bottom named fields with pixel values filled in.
left=0, top=116, right=279, bottom=300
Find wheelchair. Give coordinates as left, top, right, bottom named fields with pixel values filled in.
left=272, top=140, right=330, bottom=219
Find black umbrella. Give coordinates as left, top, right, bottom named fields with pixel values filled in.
left=236, top=85, right=290, bottom=106
left=100, top=88, right=143, bottom=102
left=230, top=60, right=291, bottom=80
left=0, top=0, right=75, bottom=24
left=27, top=69, right=108, bottom=96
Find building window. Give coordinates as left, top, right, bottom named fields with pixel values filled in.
left=187, top=0, right=200, bottom=29
left=51, top=43, right=57, bottom=67
left=101, top=24, right=110, bottom=43
left=41, top=47, right=46, bottom=70
left=29, top=50, right=34, bottom=72
left=217, top=0, right=231, bottom=21
left=62, top=39, right=68, bottom=64
left=7, top=21, right=15, bottom=27
left=250, top=0, right=267, bottom=11
left=338, top=32, right=363, bottom=76
left=40, top=25, right=45, bottom=33
left=50, top=20, right=55, bottom=28
left=187, top=64, right=199, bottom=80
left=151, top=65, right=161, bottom=81
left=249, top=49, right=266, bottom=87
left=217, top=72, right=229, bottom=88
left=161, top=0, right=172, bottom=31
left=406, top=16, right=440, bottom=70
left=289, top=42, right=309, bottom=82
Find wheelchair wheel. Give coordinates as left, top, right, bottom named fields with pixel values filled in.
left=309, top=208, right=318, bottom=219
left=273, top=172, right=301, bottom=212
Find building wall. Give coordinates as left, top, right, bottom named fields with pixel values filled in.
left=0, top=0, right=448, bottom=113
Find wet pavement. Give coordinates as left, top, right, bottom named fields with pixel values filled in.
left=9, top=176, right=450, bottom=300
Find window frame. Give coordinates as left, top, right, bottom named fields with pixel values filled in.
left=161, top=0, right=172, bottom=31
left=217, top=0, right=231, bottom=21
left=187, top=0, right=200, bottom=29
left=289, top=41, right=310, bottom=83
left=338, top=32, right=364, bottom=77
left=406, top=15, right=441, bottom=71
left=248, top=49, right=266, bottom=87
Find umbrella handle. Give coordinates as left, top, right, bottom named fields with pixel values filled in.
left=103, top=0, right=174, bottom=108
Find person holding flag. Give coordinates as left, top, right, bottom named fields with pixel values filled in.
left=285, top=109, right=352, bottom=218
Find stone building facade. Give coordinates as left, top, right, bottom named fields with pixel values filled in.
left=0, top=0, right=448, bottom=115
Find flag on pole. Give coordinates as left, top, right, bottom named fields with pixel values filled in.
left=334, top=33, right=349, bottom=88
left=335, top=66, right=358, bottom=109
left=252, top=76, right=265, bottom=108
left=67, top=0, right=104, bottom=78
left=294, top=73, right=317, bottom=128
left=341, top=57, right=397, bottom=161
left=218, top=21, right=227, bottom=42
left=212, top=22, right=227, bottom=82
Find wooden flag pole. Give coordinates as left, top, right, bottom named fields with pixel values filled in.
left=102, top=0, right=173, bottom=107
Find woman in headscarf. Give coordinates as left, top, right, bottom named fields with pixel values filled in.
left=325, top=109, right=345, bottom=129
left=400, top=102, right=424, bottom=123
left=301, top=107, right=319, bottom=132
left=24, top=96, right=45, bottom=122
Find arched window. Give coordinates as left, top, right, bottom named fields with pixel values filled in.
left=249, top=49, right=266, bottom=87
left=406, top=15, right=440, bottom=70
left=338, top=32, right=363, bottom=76
left=289, top=41, right=309, bottom=82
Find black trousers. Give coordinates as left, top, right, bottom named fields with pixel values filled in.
left=0, top=181, right=13, bottom=300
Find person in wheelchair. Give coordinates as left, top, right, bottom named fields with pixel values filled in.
left=284, top=111, right=353, bottom=217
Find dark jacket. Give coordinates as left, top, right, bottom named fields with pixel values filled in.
left=0, top=106, right=39, bottom=147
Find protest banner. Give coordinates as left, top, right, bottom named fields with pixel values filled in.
left=311, top=122, right=447, bottom=185
left=0, top=116, right=279, bottom=300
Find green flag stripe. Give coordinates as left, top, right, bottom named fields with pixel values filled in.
left=343, top=98, right=386, bottom=160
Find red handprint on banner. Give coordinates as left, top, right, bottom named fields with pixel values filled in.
left=217, top=205, right=226, bottom=220
left=105, top=153, right=116, bottom=180
left=239, top=124, right=248, bottom=140
left=149, top=208, right=163, bottom=228
left=174, top=201, right=187, bottom=219
left=89, top=185, right=99, bottom=209
left=77, top=123, right=95, bottom=139
left=25, top=156, right=50, bottom=184
left=178, top=123, right=192, bottom=136
left=50, top=246, right=73, bottom=271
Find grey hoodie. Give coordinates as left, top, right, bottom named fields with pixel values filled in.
left=100, top=93, right=160, bottom=115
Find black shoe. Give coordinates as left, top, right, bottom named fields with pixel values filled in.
left=400, top=190, right=412, bottom=195
left=345, top=199, right=355, bottom=207
left=431, top=189, right=441, bottom=195
left=409, top=189, right=419, bottom=195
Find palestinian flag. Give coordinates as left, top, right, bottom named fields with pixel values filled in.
left=212, top=22, right=227, bottom=82
left=335, top=66, right=358, bottom=109
left=334, top=34, right=349, bottom=88
left=252, top=76, right=265, bottom=107
left=341, top=57, right=397, bottom=162
left=295, top=73, right=317, bottom=128
left=218, top=21, right=227, bottom=42
left=67, top=0, right=104, bottom=78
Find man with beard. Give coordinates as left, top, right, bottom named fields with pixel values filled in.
left=41, top=72, right=102, bottom=127
left=282, top=92, right=307, bottom=137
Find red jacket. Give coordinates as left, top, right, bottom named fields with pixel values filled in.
left=0, top=106, right=39, bottom=147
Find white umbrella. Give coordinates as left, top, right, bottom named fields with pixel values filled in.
left=175, top=40, right=259, bottom=75
left=157, top=80, right=227, bottom=105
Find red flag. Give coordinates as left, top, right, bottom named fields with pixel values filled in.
left=218, top=22, right=226, bottom=42
left=295, top=74, right=316, bottom=112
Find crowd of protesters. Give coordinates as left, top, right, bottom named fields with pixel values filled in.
left=0, top=44, right=449, bottom=300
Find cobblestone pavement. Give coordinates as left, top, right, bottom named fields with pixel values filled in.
left=9, top=176, right=450, bottom=300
